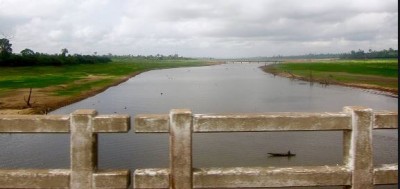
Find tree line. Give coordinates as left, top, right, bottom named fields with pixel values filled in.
left=339, top=48, right=398, bottom=59
left=0, top=38, right=111, bottom=67
left=111, top=54, right=191, bottom=60
left=271, top=48, right=398, bottom=60
left=0, top=38, right=191, bottom=67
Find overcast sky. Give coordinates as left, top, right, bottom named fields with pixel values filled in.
left=0, top=0, right=398, bottom=58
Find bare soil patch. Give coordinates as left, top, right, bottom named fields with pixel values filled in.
left=0, top=72, right=140, bottom=115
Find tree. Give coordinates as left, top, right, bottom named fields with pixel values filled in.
left=61, top=48, right=68, bottom=57
left=0, top=38, right=12, bottom=56
left=20, top=48, right=35, bottom=56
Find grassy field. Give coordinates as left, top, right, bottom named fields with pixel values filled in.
left=262, top=59, right=398, bottom=95
left=0, top=58, right=215, bottom=114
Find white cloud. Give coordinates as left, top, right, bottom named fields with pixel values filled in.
left=0, top=0, right=397, bottom=57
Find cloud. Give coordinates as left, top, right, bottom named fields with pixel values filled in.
left=0, top=0, right=397, bottom=57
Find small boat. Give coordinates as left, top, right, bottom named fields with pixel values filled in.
left=268, top=151, right=296, bottom=157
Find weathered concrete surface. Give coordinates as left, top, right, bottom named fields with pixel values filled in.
left=0, top=115, right=69, bottom=132
left=0, top=108, right=397, bottom=188
left=0, top=113, right=132, bottom=133
left=133, top=166, right=351, bottom=188
left=343, top=106, right=373, bottom=189
left=134, top=169, right=169, bottom=188
left=70, top=109, right=98, bottom=189
left=93, top=169, right=131, bottom=188
left=133, top=107, right=397, bottom=189
left=0, top=169, right=70, bottom=188
left=194, top=166, right=351, bottom=188
left=0, top=110, right=132, bottom=188
left=169, top=109, right=192, bottom=189
left=93, top=114, right=130, bottom=133
left=374, top=111, right=398, bottom=129
left=0, top=169, right=131, bottom=188
left=135, top=114, right=169, bottom=133
left=193, top=112, right=351, bottom=132
left=134, top=111, right=398, bottom=133
left=374, top=164, right=398, bottom=185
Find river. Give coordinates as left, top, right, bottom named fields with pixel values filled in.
left=0, top=62, right=397, bottom=188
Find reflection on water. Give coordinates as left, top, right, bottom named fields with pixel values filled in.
left=0, top=63, right=397, bottom=188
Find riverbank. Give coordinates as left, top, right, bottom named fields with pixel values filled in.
left=261, top=59, right=398, bottom=98
left=0, top=59, right=222, bottom=115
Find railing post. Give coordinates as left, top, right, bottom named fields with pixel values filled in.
left=169, top=109, right=193, bottom=189
left=343, top=106, right=373, bottom=189
left=70, top=109, right=98, bottom=189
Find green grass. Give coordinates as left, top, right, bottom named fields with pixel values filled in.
left=0, top=58, right=210, bottom=96
left=278, top=59, right=398, bottom=78
left=264, top=59, right=398, bottom=90
left=0, top=75, right=81, bottom=89
left=55, top=79, right=115, bottom=96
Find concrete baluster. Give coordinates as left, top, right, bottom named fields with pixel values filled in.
left=70, top=109, right=98, bottom=189
left=343, top=106, right=373, bottom=189
left=169, top=109, right=193, bottom=189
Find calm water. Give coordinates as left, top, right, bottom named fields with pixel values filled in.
left=0, top=63, right=397, bottom=188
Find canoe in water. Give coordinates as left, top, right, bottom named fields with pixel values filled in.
left=268, top=152, right=296, bottom=157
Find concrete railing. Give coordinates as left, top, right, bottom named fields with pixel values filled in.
left=0, top=107, right=397, bottom=188
left=134, top=106, right=398, bottom=189
left=0, top=109, right=131, bottom=188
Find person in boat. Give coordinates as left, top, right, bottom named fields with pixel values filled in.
left=268, top=150, right=295, bottom=157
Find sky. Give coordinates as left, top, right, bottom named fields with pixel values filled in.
left=0, top=0, right=398, bottom=58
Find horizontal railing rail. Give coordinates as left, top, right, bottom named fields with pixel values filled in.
left=0, top=109, right=131, bottom=189
left=0, top=107, right=397, bottom=188
left=134, top=106, right=398, bottom=189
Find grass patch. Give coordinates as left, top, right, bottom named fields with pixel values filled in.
left=278, top=59, right=398, bottom=78
left=263, top=59, right=398, bottom=92
left=0, top=58, right=212, bottom=99
left=0, top=75, right=81, bottom=89
left=55, top=78, right=115, bottom=96
left=0, top=58, right=214, bottom=114
left=0, top=58, right=209, bottom=93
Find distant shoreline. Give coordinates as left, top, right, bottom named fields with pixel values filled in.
left=260, top=60, right=398, bottom=98
left=0, top=60, right=222, bottom=115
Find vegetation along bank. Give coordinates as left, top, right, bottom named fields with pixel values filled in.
left=0, top=57, right=218, bottom=115
left=262, top=58, right=398, bottom=97
left=0, top=37, right=221, bottom=114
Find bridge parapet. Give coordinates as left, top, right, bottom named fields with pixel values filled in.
left=0, top=110, right=130, bottom=189
left=134, top=106, right=398, bottom=189
left=0, top=107, right=397, bottom=188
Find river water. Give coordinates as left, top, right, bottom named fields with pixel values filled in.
left=0, top=62, right=397, bottom=188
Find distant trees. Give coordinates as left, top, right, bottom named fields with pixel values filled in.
left=266, top=48, right=398, bottom=60
left=0, top=38, right=193, bottom=67
left=0, top=39, right=111, bottom=67
left=340, top=48, right=398, bottom=59
left=0, top=38, right=12, bottom=57
left=270, top=53, right=341, bottom=60
left=20, top=48, right=35, bottom=56
left=61, top=48, right=68, bottom=57
left=110, top=53, right=188, bottom=60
